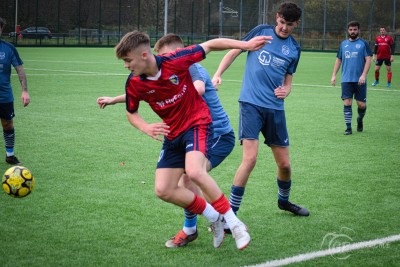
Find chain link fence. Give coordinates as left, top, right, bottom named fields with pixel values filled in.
left=0, top=0, right=398, bottom=52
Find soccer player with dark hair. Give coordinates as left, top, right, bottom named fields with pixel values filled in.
left=112, top=31, right=271, bottom=250
left=0, top=17, right=30, bottom=165
left=212, top=1, right=310, bottom=224
left=371, top=26, right=395, bottom=88
left=331, top=21, right=372, bottom=135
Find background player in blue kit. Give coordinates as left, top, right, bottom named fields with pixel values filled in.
left=0, top=17, right=30, bottom=165
left=98, top=33, right=236, bottom=248
left=331, top=21, right=372, bottom=135
left=212, top=2, right=309, bottom=220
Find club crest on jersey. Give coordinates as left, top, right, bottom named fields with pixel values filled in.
left=0, top=52, right=5, bottom=60
left=282, top=45, right=290, bottom=55
left=169, top=74, right=179, bottom=85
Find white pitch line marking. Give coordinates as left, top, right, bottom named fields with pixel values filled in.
left=245, top=234, right=400, bottom=267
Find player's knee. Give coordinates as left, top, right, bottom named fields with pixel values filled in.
left=277, top=162, right=291, bottom=175
left=154, top=186, right=173, bottom=202
left=243, top=155, right=257, bottom=170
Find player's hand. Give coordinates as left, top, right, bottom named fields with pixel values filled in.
left=358, top=75, right=366, bottom=85
left=372, top=55, right=377, bottom=62
left=331, top=77, right=336, bottom=86
left=97, top=96, right=114, bottom=109
left=245, top=36, right=273, bottom=51
left=274, top=86, right=289, bottom=99
left=212, top=76, right=222, bottom=91
left=21, top=91, right=30, bottom=107
left=144, top=123, right=170, bottom=142
left=390, top=55, right=394, bottom=62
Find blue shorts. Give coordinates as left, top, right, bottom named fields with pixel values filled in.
left=157, top=124, right=213, bottom=169
left=208, top=130, right=235, bottom=170
left=375, top=58, right=391, bottom=66
left=0, top=102, right=15, bottom=121
left=239, top=102, right=289, bottom=147
left=341, top=82, right=367, bottom=102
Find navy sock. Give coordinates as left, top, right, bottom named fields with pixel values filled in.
left=229, top=185, right=245, bottom=214
left=277, top=178, right=291, bottom=204
left=358, top=106, right=366, bottom=120
left=3, top=128, right=15, bottom=156
left=344, top=105, right=352, bottom=129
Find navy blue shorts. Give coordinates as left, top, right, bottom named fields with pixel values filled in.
left=375, top=58, right=391, bottom=66
left=157, top=124, right=213, bottom=169
left=341, top=82, right=367, bottom=102
left=208, top=130, right=235, bottom=170
left=0, top=102, right=15, bottom=121
left=239, top=102, right=289, bottom=147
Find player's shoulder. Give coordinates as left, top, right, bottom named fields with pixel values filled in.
left=0, top=40, right=18, bottom=52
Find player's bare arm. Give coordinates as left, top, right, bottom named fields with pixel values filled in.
left=200, top=36, right=272, bottom=55
left=15, top=65, right=30, bottom=107
left=331, top=58, right=342, bottom=86
left=126, top=111, right=170, bottom=142
left=274, top=74, right=293, bottom=99
left=358, top=56, right=371, bottom=85
left=97, top=94, right=125, bottom=109
left=212, top=49, right=242, bottom=89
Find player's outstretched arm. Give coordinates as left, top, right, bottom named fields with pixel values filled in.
left=212, top=49, right=241, bottom=89
left=200, top=36, right=272, bottom=55
left=126, top=111, right=170, bottom=142
left=97, top=94, right=125, bottom=109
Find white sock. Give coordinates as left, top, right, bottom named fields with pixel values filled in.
left=202, top=203, right=219, bottom=223
left=222, top=209, right=241, bottom=229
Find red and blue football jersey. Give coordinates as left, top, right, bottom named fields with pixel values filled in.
left=126, top=44, right=211, bottom=140
left=374, top=35, right=394, bottom=59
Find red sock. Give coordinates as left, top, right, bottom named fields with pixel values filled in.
left=185, top=194, right=206, bottom=214
left=375, top=70, right=380, bottom=81
left=211, top=194, right=231, bottom=214
left=388, top=72, right=392, bottom=83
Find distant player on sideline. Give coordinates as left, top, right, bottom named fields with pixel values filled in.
left=0, top=17, right=30, bottom=165
left=109, top=31, right=272, bottom=250
left=97, top=33, right=236, bottom=248
left=371, top=26, right=395, bottom=88
left=212, top=1, right=309, bottom=222
left=331, top=21, right=372, bottom=135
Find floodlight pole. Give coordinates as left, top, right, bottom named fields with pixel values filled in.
left=14, top=0, right=18, bottom=42
left=164, top=0, right=168, bottom=35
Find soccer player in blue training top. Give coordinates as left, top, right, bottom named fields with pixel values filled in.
left=97, top=33, right=237, bottom=248
left=212, top=1, right=310, bottom=222
left=331, top=21, right=372, bottom=135
left=0, top=17, right=30, bottom=165
left=110, top=31, right=271, bottom=250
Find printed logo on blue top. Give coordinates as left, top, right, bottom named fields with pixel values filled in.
left=258, top=50, right=271, bottom=66
left=0, top=52, right=5, bottom=60
left=169, top=74, right=179, bottom=85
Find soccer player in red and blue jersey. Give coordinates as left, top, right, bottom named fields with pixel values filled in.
left=371, top=27, right=395, bottom=88
left=114, top=31, right=271, bottom=250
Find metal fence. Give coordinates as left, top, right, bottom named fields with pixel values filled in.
left=0, top=0, right=398, bottom=52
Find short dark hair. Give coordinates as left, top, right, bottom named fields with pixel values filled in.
left=115, top=31, right=150, bottom=59
left=153, top=33, right=184, bottom=53
left=347, top=21, right=360, bottom=29
left=277, top=2, right=302, bottom=22
left=0, top=17, right=6, bottom=31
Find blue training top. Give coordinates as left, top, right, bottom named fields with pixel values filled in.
left=240, top=24, right=301, bottom=110
left=0, top=40, right=23, bottom=103
left=189, top=63, right=233, bottom=139
left=336, top=38, right=373, bottom=83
